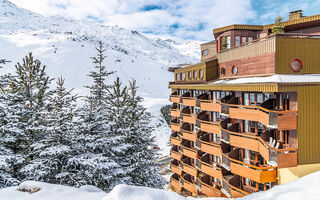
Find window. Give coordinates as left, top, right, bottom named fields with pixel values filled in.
left=250, top=93, right=255, bottom=106
left=202, top=49, right=209, bottom=56
left=257, top=93, right=263, bottom=106
left=182, top=72, right=186, bottom=80
left=235, top=36, right=240, bottom=46
left=188, top=71, right=192, bottom=80
left=226, top=36, right=231, bottom=49
left=244, top=120, right=249, bottom=132
left=193, top=70, right=197, bottom=80
left=248, top=37, right=253, bottom=42
left=241, top=36, right=247, bottom=44
left=176, top=73, right=180, bottom=81
left=199, top=69, right=204, bottom=80
left=244, top=93, right=249, bottom=106
left=220, top=68, right=226, bottom=76
left=232, top=66, right=238, bottom=75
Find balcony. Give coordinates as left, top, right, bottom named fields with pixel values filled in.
left=181, top=140, right=197, bottom=159
left=196, top=112, right=221, bottom=135
left=180, top=174, right=199, bottom=195
left=171, top=146, right=182, bottom=161
left=195, top=154, right=222, bottom=179
left=181, top=123, right=197, bottom=142
left=171, top=160, right=182, bottom=175
left=195, top=132, right=222, bottom=157
left=181, top=107, right=196, bottom=124
left=181, top=157, right=197, bottom=177
left=182, top=92, right=196, bottom=107
left=170, top=91, right=181, bottom=103
left=226, top=98, right=297, bottom=130
left=197, top=93, right=221, bottom=112
left=171, top=174, right=182, bottom=192
left=170, top=106, right=181, bottom=118
left=171, top=132, right=182, bottom=146
left=196, top=175, right=224, bottom=197
left=170, top=118, right=181, bottom=132
left=222, top=175, right=250, bottom=198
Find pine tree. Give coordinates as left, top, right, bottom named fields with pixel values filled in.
left=0, top=53, right=52, bottom=185
left=21, top=76, right=77, bottom=184
left=68, top=41, right=117, bottom=190
left=125, top=80, right=165, bottom=188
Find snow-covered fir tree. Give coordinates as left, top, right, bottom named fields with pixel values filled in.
left=21, top=76, right=78, bottom=184
left=125, top=80, right=165, bottom=188
left=68, top=41, right=118, bottom=190
left=0, top=53, right=52, bottom=186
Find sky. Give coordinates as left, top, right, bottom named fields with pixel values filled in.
left=9, top=0, right=320, bottom=41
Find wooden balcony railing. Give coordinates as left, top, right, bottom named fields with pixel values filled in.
left=181, top=177, right=199, bottom=194
left=182, top=113, right=197, bottom=124
left=171, top=149, right=182, bottom=161
left=170, top=95, right=181, bottom=103
left=181, top=129, right=197, bottom=142
left=222, top=176, right=250, bottom=198
left=196, top=158, right=222, bottom=180
left=181, top=160, right=197, bottom=177
left=182, top=97, right=197, bottom=107
left=181, top=145, right=197, bottom=159
left=196, top=139, right=222, bottom=158
left=198, top=178, right=224, bottom=197
left=171, top=163, right=182, bottom=175
left=170, top=121, right=181, bottom=132
left=170, top=136, right=182, bottom=146
left=170, top=108, right=181, bottom=118
left=171, top=175, right=182, bottom=192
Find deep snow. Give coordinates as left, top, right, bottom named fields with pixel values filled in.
left=0, top=171, right=319, bottom=200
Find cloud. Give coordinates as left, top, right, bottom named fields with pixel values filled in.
left=9, top=0, right=257, bottom=41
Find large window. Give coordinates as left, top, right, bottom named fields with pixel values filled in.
left=227, top=36, right=231, bottom=49
left=182, top=72, right=186, bottom=80
left=241, top=36, right=247, bottom=44
left=235, top=36, right=240, bottom=46
left=193, top=70, right=197, bottom=80
left=199, top=69, right=204, bottom=80
left=248, top=37, right=253, bottom=42
left=202, top=49, right=209, bottom=56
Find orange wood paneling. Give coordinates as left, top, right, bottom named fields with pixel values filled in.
left=171, top=137, right=182, bottom=146
left=171, top=151, right=182, bottom=161
left=183, top=115, right=196, bottom=124
left=183, top=98, right=197, bottom=107
left=182, top=131, right=197, bottom=142
left=229, top=107, right=269, bottom=126
left=183, top=147, right=197, bottom=159
left=171, top=124, right=180, bottom=132
left=258, top=142, right=270, bottom=161
left=278, top=114, right=297, bottom=130
left=231, top=189, right=246, bottom=198
left=170, top=96, right=181, bottom=103
left=230, top=162, right=276, bottom=183
left=230, top=135, right=259, bottom=152
left=201, top=164, right=222, bottom=180
left=184, top=181, right=198, bottom=194
left=201, top=142, right=222, bottom=157
left=277, top=152, right=298, bottom=168
left=183, top=164, right=197, bottom=177
left=200, top=123, right=221, bottom=135
left=201, top=184, right=223, bottom=197
left=170, top=110, right=181, bottom=118
left=200, top=102, right=221, bottom=112
left=171, top=178, right=182, bottom=191
left=171, top=164, right=182, bottom=175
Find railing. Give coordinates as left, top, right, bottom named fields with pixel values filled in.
left=198, top=178, right=224, bottom=197
left=171, top=163, right=182, bottom=175
left=181, top=159, right=197, bottom=177
left=170, top=149, right=182, bottom=161
left=180, top=145, right=197, bottom=159
left=170, top=95, right=181, bottom=103
left=181, top=177, right=198, bottom=194
left=181, top=129, right=197, bottom=142
left=197, top=158, right=222, bottom=180
left=182, top=97, right=197, bottom=107
left=222, top=177, right=250, bottom=198
left=170, top=108, right=181, bottom=118
left=196, top=138, right=222, bottom=157
left=170, top=136, right=182, bottom=146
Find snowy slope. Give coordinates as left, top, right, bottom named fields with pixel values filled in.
left=1, top=171, right=319, bottom=200
left=0, top=0, right=201, bottom=156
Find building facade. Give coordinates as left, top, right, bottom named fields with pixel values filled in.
left=169, top=10, right=320, bottom=198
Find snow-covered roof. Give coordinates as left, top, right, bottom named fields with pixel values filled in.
left=211, top=74, right=320, bottom=84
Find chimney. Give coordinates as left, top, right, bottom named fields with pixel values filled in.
left=289, top=10, right=303, bottom=21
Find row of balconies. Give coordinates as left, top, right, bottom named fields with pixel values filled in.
left=170, top=93, right=297, bottom=130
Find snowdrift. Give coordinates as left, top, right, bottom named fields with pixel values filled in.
left=0, top=171, right=319, bottom=200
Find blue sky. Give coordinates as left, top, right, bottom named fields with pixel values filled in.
left=9, top=0, right=320, bottom=41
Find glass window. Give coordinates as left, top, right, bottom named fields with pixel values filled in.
left=264, top=93, right=270, bottom=101
left=257, top=93, right=263, bottom=106
left=213, top=91, right=217, bottom=100
left=244, top=120, right=249, bottom=132
left=244, top=93, right=249, bottom=106
left=217, top=92, right=220, bottom=100
left=182, top=72, right=186, bottom=80
left=202, top=49, right=209, bottom=56
left=176, top=73, right=180, bottom=81
left=217, top=134, right=220, bottom=143
left=220, top=68, right=226, bottom=76
left=213, top=134, right=217, bottom=142
left=213, top=112, right=217, bottom=121
left=227, top=36, right=231, bottom=49
left=221, top=91, right=225, bottom=99
left=248, top=37, right=253, bottom=42
left=250, top=93, right=255, bottom=106
left=193, top=70, right=197, bottom=79
left=199, top=69, right=204, bottom=80
left=232, top=66, right=238, bottom=75
left=245, top=178, right=250, bottom=186
left=188, top=71, right=192, bottom=80
left=242, top=37, right=247, bottom=44
left=235, top=36, right=240, bottom=46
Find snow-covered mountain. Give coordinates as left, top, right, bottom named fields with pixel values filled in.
left=0, top=0, right=202, bottom=156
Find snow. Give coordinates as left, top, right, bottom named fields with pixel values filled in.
left=1, top=171, right=320, bottom=200
left=0, top=0, right=201, bottom=157
left=212, top=74, right=320, bottom=84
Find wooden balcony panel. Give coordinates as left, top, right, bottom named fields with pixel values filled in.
left=171, top=137, right=182, bottom=146
left=171, top=178, right=182, bottom=191
left=200, top=102, right=221, bottom=112
left=201, top=162, right=223, bottom=180
left=182, top=164, right=197, bottom=177
left=183, top=115, right=196, bottom=124
left=170, top=96, right=181, bottom=103
left=200, top=122, right=221, bottom=135
left=229, top=107, right=269, bottom=126
left=277, top=152, right=297, bottom=168
left=182, top=147, right=197, bottom=159
left=171, top=164, right=182, bottom=175
left=182, top=98, right=197, bottom=107
left=183, top=180, right=199, bottom=194
left=171, top=123, right=180, bottom=132
left=277, top=114, right=297, bottom=130
left=231, top=188, right=247, bottom=198
left=182, top=130, right=197, bottom=142
left=230, top=162, right=276, bottom=183
left=170, top=109, right=181, bottom=118
left=201, top=141, right=222, bottom=158
left=171, top=150, right=182, bottom=161
left=201, top=182, right=224, bottom=197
